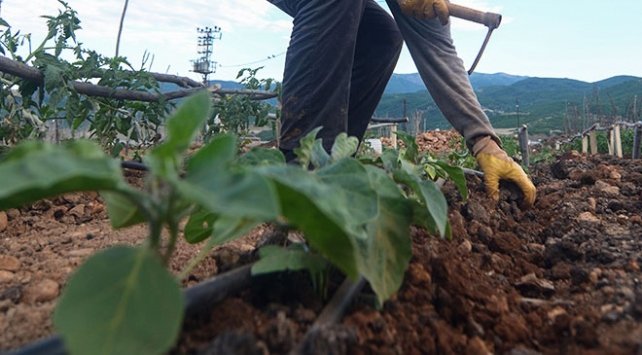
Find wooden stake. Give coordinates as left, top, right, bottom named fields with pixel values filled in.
left=589, top=131, right=598, bottom=155
left=633, top=125, right=641, bottom=159
left=614, top=124, right=623, bottom=158
left=608, top=129, right=614, bottom=155
left=391, top=124, right=398, bottom=149
left=582, top=135, right=588, bottom=154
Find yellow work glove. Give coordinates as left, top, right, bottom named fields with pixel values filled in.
left=398, top=0, right=450, bottom=24
left=472, top=136, right=537, bottom=207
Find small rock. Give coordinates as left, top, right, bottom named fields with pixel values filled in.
left=68, top=248, right=94, bottom=257
left=0, top=211, right=7, bottom=232
left=0, top=270, right=14, bottom=283
left=630, top=215, right=642, bottom=225
left=465, top=201, right=491, bottom=224
left=570, top=267, right=590, bottom=285
left=594, top=180, right=620, bottom=196
left=408, top=263, right=431, bottom=286
left=587, top=197, right=597, bottom=211
left=0, top=286, right=22, bottom=303
left=547, top=306, right=567, bottom=321
left=589, top=268, right=602, bottom=284
left=577, top=212, right=600, bottom=223
left=68, top=204, right=86, bottom=218
left=627, top=259, right=640, bottom=272
left=24, top=279, right=59, bottom=303
left=0, top=255, right=21, bottom=272
left=32, top=199, right=52, bottom=211
left=6, top=208, right=20, bottom=220
left=516, top=273, right=555, bottom=297
left=458, top=240, right=473, bottom=254
left=527, top=243, right=545, bottom=254
left=466, top=336, right=492, bottom=355
left=63, top=193, right=84, bottom=204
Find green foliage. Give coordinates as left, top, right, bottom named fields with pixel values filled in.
left=377, top=76, right=642, bottom=136
left=206, top=67, right=279, bottom=138
left=0, top=3, right=169, bottom=147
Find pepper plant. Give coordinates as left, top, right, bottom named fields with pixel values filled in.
left=0, top=91, right=465, bottom=354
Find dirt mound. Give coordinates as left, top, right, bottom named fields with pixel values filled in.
left=2, top=150, right=642, bottom=354
left=345, top=152, right=642, bottom=354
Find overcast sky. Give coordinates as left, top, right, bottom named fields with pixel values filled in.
left=2, top=0, right=642, bottom=83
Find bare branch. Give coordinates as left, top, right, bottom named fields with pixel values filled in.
left=0, top=55, right=275, bottom=102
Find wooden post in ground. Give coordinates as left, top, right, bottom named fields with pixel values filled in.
left=391, top=124, right=398, bottom=149
left=608, top=128, right=615, bottom=155
left=589, top=131, right=598, bottom=155
left=582, top=135, right=588, bottom=154
left=633, top=124, right=642, bottom=159
left=614, top=124, right=623, bottom=158
left=518, top=125, right=530, bottom=167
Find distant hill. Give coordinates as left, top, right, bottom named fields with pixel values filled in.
left=163, top=73, right=642, bottom=136
left=384, top=72, right=527, bottom=94
left=377, top=73, right=642, bottom=135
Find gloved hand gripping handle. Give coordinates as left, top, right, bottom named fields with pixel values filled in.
left=448, top=3, right=502, bottom=29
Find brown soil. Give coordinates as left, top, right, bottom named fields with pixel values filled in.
left=2, top=135, right=642, bottom=354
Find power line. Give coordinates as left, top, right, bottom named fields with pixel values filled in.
left=219, top=51, right=286, bottom=68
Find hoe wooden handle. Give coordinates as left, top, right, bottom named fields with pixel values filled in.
left=448, top=3, right=502, bottom=29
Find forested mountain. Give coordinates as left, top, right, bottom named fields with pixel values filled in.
left=377, top=74, right=642, bottom=135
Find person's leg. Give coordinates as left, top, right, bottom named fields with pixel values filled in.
left=271, top=0, right=368, bottom=158
left=385, top=0, right=498, bottom=149
left=346, top=1, right=403, bottom=142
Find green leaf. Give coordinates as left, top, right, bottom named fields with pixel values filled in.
left=43, top=63, right=66, bottom=92
left=359, top=166, right=413, bottom=303
left=0, top=18, right=9, bottom=27
left=237, top=147, right=285, bottom=167
left=310, top=139, right=331, bottom=169
left=396, top=131, right=419, bottom=163
left=330, top=133, right=359, bottom=161
left=184, top=209, right=218, bottom=244
left=393, top=169, right=449, bottom=238
left=252, top=245, right=328, bottom=275
left=435, top=161, right=468, bottom=201
left=293, top=127, right=322, bottom=168
left=102, top=192, right=147, bottom=229
left=54, top=246, right=183, bottom=355
left=259, top=166, right=358, bottom=278
left=0, top=141, right=131, bottom=210
left=417, top=179, right=449, bottom=237
left=179, top=134, right=280, bottom=221
left=316, top=158, right=378, bottom=226
left=149, top=91, right=211, bottom=161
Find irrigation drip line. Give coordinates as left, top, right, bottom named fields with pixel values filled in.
left=8, top=263, right=255, bottom=355
left=120, top=160, right=148, bottom=171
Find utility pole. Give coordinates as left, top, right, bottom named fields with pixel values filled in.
left=191, top=26, right=222, bottom=85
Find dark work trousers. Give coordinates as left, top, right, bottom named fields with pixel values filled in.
left=385, top=0, right=498, bottom=150
left=267, top=0, right=403, bottom=160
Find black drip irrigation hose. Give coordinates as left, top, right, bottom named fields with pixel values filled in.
left=120, top=160, right=148, bottom=171
left=7, top=264, right=254, bottom=355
